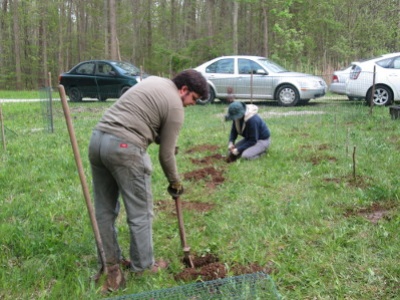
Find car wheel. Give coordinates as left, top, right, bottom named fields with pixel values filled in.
left=69, top=87, right=82, bottom=102
left=119, top=86, right=131, bottom=97
left=276, top=85, right=300, bottom=107
left=366, top=85, right=393, bottom=106
left=196, top=86, right=215, bottom=105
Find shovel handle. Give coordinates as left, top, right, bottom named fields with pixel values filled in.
left=59, top=85, right=107, bottom=274
left=174, top=196, right=188, bottom=248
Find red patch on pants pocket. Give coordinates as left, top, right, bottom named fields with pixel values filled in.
left=120, top=143, right=128, bottom=148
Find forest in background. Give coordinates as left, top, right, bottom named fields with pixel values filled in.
left=0, top=0, right=399, bottom=90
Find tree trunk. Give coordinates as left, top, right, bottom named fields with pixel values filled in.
left=145, top=0, right=152, bottom=58
left=262, top=2, right=268, bottom=57
left=39, top=5, right=48, bottom=87
left=109, top=0, right=118, bottom=60
left=11, top=0, right=22, bottom=89
left=58, top=1, right=64, bottom=74
left=0, top=0, right=8, bottom=72
left=205, top=0, right=214, bottom=47
left=232, top=1, right=238, bottom=54
left=66, top=0, right=73, bottom=68
left=104, top=0, right=109, bottom=58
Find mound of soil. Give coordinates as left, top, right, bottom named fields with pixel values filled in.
left=174, top=254, right=274, bottom=282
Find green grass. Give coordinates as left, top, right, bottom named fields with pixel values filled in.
left=1, top=98, right=399, bottom=299
left=0, top=89, right=60, bottom=99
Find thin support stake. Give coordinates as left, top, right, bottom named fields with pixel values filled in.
left=352, top=146, right=357, bottom=181
left=48, top=72, right=54, bottom=133
left=369, top=65, right=376, bottom=115
left=0, top=103, right=6, bottom=151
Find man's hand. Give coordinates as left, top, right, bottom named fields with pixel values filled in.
left=228, top=142, right=235, bottom=150
left=168, top=182, right=184, bottom=198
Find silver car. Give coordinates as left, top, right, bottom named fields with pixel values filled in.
left=194, top=55, right=327, bottom=106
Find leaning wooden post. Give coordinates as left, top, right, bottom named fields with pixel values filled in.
left=0, top=103, right=6, bottom=152
left=58, top=84, right=108, bottom=275
left=352, top=146, right=357, bottom=181
left=369, top=66, right=376, bottom=115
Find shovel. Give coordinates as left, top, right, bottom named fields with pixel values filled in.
left=58, top=85, right=107, bottom=275
left=173, top=196, right=195, bottom=268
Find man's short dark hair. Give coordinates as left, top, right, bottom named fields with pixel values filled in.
left=172, top=69, right=209, bottom=100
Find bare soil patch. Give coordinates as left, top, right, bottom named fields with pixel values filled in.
left=183, top=166, right=225, bottom=189
left=323, top=175, right=371, bottom=188
left=344, top=201, right=397, bottom=224
left=184, top=144, right=227, bottom=189
left=309, top=154, right=337, bottom=165
left=190, top=154, right=224, bottom=165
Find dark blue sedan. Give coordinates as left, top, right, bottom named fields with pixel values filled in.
left=59, top=60, right=148, bottom=102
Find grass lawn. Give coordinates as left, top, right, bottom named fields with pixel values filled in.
left=0, top=96, right=399, bottom=299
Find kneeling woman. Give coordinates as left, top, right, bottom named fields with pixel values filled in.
left=225, top=101, right=271, bottom=161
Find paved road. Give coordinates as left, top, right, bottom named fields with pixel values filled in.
left=0, top=99, right=57, bottom=103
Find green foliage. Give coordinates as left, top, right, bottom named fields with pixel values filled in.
left=0, top=98, right=399, bottom=299
left=2, top=0, right=400, bottom=89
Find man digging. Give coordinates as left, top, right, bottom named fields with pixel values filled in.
left=88, top=70, right=208, bottom=293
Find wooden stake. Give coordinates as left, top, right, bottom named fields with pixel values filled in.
left=0, top=103, right=6, bottom=151
left=48, top=72, right=54, bottom=133
left=352, top=146, right=357, bottom=181
left=369, top=65, right=376, bottom=115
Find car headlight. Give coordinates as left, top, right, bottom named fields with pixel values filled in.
left=300, top=80, right=321, bottom=89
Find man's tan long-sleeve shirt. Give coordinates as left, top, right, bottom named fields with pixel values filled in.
left=95, top=76, right=183, bottom=184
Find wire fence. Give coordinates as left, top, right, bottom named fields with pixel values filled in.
left=106, top=272, right=281, bottom=300
left=1, top=69, right=398, bottom=153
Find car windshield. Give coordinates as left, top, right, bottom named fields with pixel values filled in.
left=257, top=58, right=287, bottom=73
left=112, top=61, right=141, bottom=75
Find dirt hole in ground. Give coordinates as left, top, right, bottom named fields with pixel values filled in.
left=323, top=175, right=372, bottom=189
left=175, top=254, right=275, bottom=282
left=190, top=154, right=224, bottom=165
left=309, top=155, right=337, bottom=165
left=183, top=167, right=225, bottom=189
left=344, top=201, right=397, bottom=224
left=183, top=145, right=227, bottom=189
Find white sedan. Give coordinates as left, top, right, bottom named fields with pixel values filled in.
left=194, top=55, right=327, bottom=107
left=329, top=65, right=362, bottom=100
left=346, top=52, right=400, bottom=106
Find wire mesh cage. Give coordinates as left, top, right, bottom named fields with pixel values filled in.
left=107, top=272, right=281, bottom=300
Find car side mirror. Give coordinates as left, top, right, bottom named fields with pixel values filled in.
left=255, top=69, right=267, bottom=75
left=109, top=71, right=116, bottom=76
